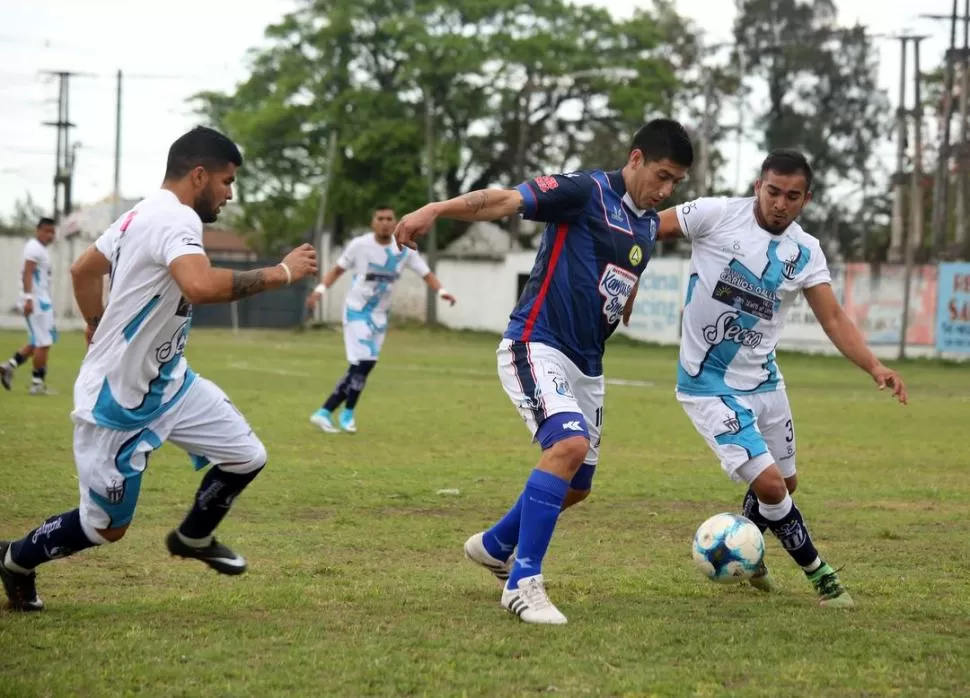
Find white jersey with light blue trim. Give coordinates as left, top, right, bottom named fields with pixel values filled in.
left=20, top=238, right=53, bottom=309
left=71, top=189, right=208, bottom=431
left=675, top=196, right=832, bottom=396
left=337, top=232, right=430, bottom=325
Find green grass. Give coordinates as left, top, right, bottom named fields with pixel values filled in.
left=1, top=327, right=968, bottom=697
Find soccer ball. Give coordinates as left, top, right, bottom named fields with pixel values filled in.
left=691, top=513, right=765, bottom=583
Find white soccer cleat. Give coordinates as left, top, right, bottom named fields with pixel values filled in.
left=338, top=409, right=357, bottom=433
left=310, top=409, right=339, bottom=433
left=464, top=531, right=514, bottom=583
left=501, top=574, right=567, bottom=625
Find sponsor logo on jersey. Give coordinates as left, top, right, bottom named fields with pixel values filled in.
left=598, top=264, right=638, bottom=325
left=703, top=311, right=764, bottom=349
left=713, top=266, right=777, bottom=320
left=535, top=175, right=559, bottom=192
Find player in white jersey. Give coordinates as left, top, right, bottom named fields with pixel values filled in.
left=0, top=126, right=317, bottom=612
left=653, top=149, right=907, bottom=608
left=0, top=217, right=58, bottom=395
left=305, top=205, right=455, bottom=433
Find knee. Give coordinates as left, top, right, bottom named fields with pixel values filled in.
left=547, top=436, right=590, bottom=473
left=752, top=467, right=788, bottom=504
left=563, top=488, right=590, bottom=510
left=96, top=524, right=129, bottom=543
left=218, top=439, right=268, bottom=475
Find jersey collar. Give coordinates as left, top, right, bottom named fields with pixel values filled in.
left=606, top=169, right=648, bottom=218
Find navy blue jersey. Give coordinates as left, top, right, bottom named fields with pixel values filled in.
left=504, top=169, right=659, bottom=376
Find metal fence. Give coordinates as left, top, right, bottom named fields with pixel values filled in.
left=190, top=257, right=313, bottom=329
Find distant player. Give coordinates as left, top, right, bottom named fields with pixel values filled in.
left=305, top=205, right=455, bottom=433
left=653, top=149, right=907, bottom=607
left=0, top=217, right=58, bottom=395
left=395, top=119, right=694, bottom=624
left=0, top=126, right=317, bottom=611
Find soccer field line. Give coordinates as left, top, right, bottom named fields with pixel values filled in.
left=224, top=360, right=655, bottom=388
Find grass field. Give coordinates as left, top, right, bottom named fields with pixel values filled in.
left=0, top=326, right=968, bottom=697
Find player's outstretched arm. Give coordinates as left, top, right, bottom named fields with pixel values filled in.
left=70, top=244, right=113, bottom=344
left=395, top=189, right=524, bottom=248
left=306, top=265, right=345, bottom=310
left=170, top=244, right=318, bottom=305
left=803, top=283, right=908, bottom=404
left=422, top=272, right=456, bottom=306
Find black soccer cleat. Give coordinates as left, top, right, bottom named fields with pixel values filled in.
left=0, top=363, right=14, bottom=391
left=165, top=530, right=247, bottom=576
left=0, top=542, right=44, bottom=612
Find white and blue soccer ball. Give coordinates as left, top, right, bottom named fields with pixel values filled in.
left=691, top=513, right=765, bottom=583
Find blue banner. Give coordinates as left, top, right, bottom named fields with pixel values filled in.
left=936, top=263, right=970, bottom=354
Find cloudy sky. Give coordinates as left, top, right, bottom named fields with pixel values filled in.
left=0, top=0, right=960, bottom=218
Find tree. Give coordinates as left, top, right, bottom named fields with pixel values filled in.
left=192, top=0, right=687, bottom=252
left=0, top=193, right=46, bottom=237
left=733, top=0, right=891, bottom=258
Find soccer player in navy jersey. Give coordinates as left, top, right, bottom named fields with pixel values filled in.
left=395, top=119, right=694, bottom=624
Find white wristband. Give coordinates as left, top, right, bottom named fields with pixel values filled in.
left=314, top=283, right=327, bottom=295
left=278, top=262, right=292, bottom=285
left=22, top=293, right=34, bottom=301
left=437, top=288, right=449, bottom=298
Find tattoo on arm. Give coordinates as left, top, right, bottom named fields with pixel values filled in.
left=86, top=315, right=101, bottom=327
left=461, top=190, right=489, bottom=214
left=230, top=270, right=267, bottom=301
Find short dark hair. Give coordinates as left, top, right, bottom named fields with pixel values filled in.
left=36, top=217, right=55, bottom=229
left=164, top=126, right=243, bottom=180
left=760, top=149, right=813, bottom=191
left=629, top=119, right=694, bottom=168
left=372, top=205, right=395, bottom=214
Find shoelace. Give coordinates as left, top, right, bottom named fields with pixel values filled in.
left=814, top=565, right=847, bottom=596
left=520, top=578, right=552, bottom=610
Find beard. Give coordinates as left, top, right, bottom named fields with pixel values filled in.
left=194, top=188, right=220, bottom=224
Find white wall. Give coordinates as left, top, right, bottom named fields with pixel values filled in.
left=15, top=233, right=955, bottom=361
left=0, top=235, right=87, bottom=332
left=316, top=242, right=950, bottom=360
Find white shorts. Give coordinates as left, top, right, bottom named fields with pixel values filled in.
left=74, top=376, right=266, bottom=530
left=496, top=339, right=605, bottom=468
left=343, top=314, right=387, bottom=364
left=676, top=389, right=796, bottom=484
left=25, top=309, right=57, bottom=348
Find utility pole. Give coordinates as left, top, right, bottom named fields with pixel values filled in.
left=509, top=75, right=532, bottom=251
left=424, top=89, right=438, bottom=326
left=42, top=71, right=80, bottom=222
left=888, top=36, right=910, bottom=262
left=922, top=3, right=962, bottom=257
left=910, top=37, right=927, bottom=257
left=957, top=0, right=970, bottom=251
left=900, top=36, right=928, bottom=360
left=696, top=77, right=715, bottom=196
left=112, top=69, right=123, bottom=221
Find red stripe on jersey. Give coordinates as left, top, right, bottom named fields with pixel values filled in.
left=521, top=223, right=568, bottom=341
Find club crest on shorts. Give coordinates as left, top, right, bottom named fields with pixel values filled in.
left=552, top=374, right=572, bottom=398
left=721, top=414, right=741, bottom=435
left=629, top=244, right=643, bottom=266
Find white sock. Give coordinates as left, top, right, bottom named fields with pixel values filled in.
left=4, top=547, right=32, bottom=575
left=802, top=557, right=823, bottom=573
left=757, top=493, right=793, bottom=521
left=177, top=530, right=212, bottom=548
